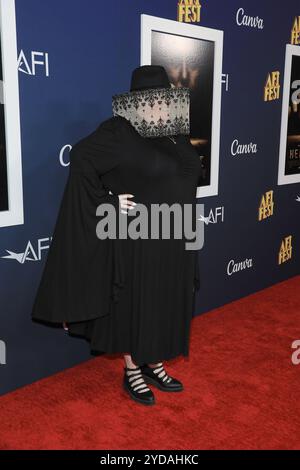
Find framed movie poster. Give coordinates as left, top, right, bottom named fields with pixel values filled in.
left=141, top=14, right=223, bottom=198
left=278, top=44, right=300, bottom=185
left=0, top=0, right=23, bottom=227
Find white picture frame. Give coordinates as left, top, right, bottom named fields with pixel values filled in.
left=278, top=44, right=300, bottom=186
left=0, top=0, right=23, bottom=227
left=141, top=14, right=224, bottom=198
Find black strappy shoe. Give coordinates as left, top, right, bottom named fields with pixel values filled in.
left=123, top=365, right=155, bottom=405
left=140, top=362, right=183, bottom=392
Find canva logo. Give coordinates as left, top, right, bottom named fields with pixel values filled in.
left=17, top=50, right=49, bottom=76
left=59, top=145, right=72, bottom=167
left=1, top=237, right=52, bottom=264
left=227, top=258, right=253, bottom=276
left=236, top=7, right=264, bottom=29
left=231, top=139, right=257, bottom=157
left=0, top=340, right=6, bottom=365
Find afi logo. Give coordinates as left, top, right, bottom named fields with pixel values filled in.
left=0, top=340, right=6, bottom=365
left=222, top=73, right=229, bottom=92
left=198, top=206, right=224, bottom=225
left=18, top=50, right=49, bottom=76
left=1, top=237, right=52, bottom=264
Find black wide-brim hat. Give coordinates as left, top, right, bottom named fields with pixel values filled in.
left=112, top=64, right=190, bottom=138
left=130, top=65, right=171, bottom=91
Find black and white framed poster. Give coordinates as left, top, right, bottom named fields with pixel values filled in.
left=141, top=14, right=223, bottom=197
left=278, top=44, right=300, bottom=185
left=0, top=0, right=23, bottom=227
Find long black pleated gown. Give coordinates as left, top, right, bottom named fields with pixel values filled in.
left=32, top=114, right=203, bottom=365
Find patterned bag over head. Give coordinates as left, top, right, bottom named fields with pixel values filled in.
left=112, top=86, right=190, bottom=138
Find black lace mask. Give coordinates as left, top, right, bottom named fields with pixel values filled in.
left=112, top=86, right=190, bottom=138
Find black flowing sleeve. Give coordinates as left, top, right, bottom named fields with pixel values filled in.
left=31, top=116, right=125, bottom=325
left=69, top=117, right=121, bottom=208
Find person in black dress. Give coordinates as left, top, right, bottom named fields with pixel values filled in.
left=32, top=65, right=203, bottom=406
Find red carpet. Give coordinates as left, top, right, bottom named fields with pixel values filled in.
left=1, top=275, right=300, bottom=450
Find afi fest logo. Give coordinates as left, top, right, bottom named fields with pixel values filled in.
left=17, top=50, right=49, bottom=76
left=177, top=0, right=201, bottom=23
left=258, top=190, right=274, bottom=221
left=264, top=71, right=280, bottom=102
left=1, top=237, right=52, bottom=264
left=0, top=340, right=6, bottom=365
left=291, top=16, right=300, bottom=45
left=278, top=235, right=293, bottom=265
